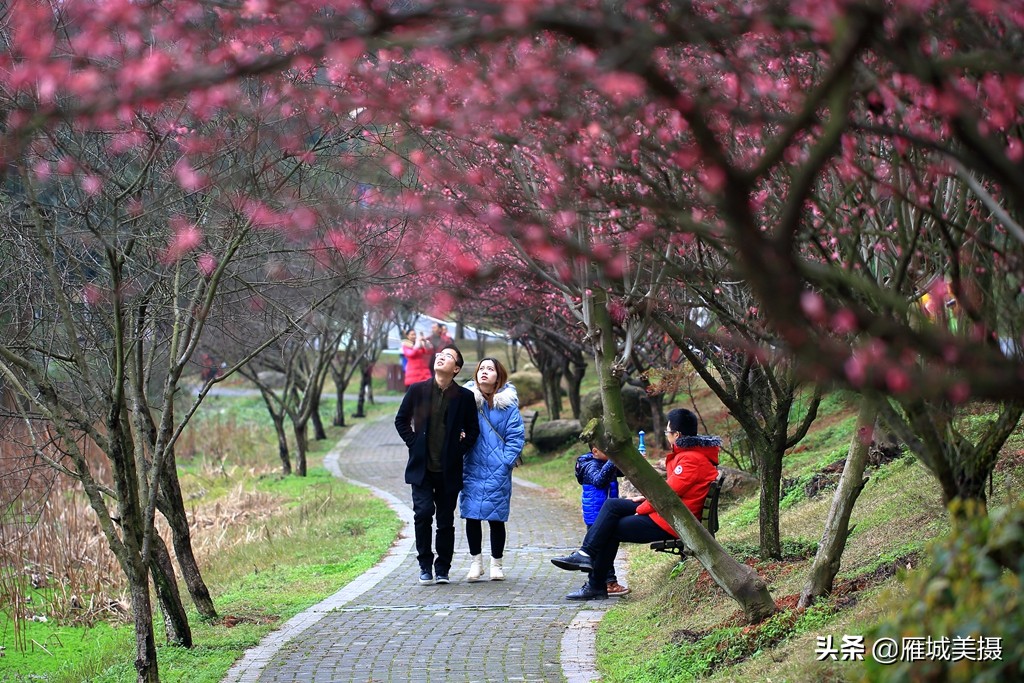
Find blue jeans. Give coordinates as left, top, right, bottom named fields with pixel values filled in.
left=581, top=498, right=673, bottom=590
left=411, top=470, right=459, bottom=575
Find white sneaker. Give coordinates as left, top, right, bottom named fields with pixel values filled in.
left=466, top=555, right=484, bottom=582
left=490, top=557, right=505, bottom=581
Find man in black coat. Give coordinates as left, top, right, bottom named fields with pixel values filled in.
left=394, top=344, right=480, bottom=585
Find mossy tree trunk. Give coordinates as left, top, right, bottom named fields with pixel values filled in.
left=799, top=400, right=876, bottom=607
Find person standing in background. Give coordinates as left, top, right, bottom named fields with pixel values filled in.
left=429, top=322, right=443, bottom=352
left=401, top=328, right=433, bottom=388
left=438, top=323, right=454, bottom=346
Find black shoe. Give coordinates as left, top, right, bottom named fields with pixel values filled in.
left=551, top=551, right=593, bottom=572
left=566, top=583, right=608, bottom=601
left=418, top=571, right=433, bottom=585
left=435, top=574, right=450, bottom=584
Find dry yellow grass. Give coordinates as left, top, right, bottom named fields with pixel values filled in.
left=1, top=415, right=290, bottom=631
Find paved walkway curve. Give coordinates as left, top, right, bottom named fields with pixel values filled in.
left=223, top=413, right=611, bottom=682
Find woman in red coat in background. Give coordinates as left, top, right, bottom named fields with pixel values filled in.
left=550, top=408, right=720, bottom=600
left=400, top=329, right=433, bottom=388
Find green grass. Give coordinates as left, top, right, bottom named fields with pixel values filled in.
left=0, top=620, right=131, bottom=682
left=516, top=444, right=583, bottom=504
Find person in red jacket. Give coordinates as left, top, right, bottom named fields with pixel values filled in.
left=551, top=408, right=720, bottom=600
left=401, top=329, right=433, bottom=388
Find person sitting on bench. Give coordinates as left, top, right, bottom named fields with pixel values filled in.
left=550, top=408, right=721, bottom=600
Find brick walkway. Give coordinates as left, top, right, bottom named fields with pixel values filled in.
left=223, top=413, right=612, bottom=682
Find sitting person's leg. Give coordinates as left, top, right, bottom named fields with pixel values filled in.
left=552, top=497, right=639, bottom=572
left=585, top=513, right=674, bottom=592
left=580, top=497, right=639, bottom=555
left=563, top=511, right=675, bottom=600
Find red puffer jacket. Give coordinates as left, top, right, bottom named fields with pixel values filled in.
left=401, top=343, right=433, bottom=385
left=635, top=434, right=721, bottom=537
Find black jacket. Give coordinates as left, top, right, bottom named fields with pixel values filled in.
left=394, top=378, right=480, bottom=493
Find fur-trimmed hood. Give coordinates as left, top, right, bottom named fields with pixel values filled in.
left=674, top=434, right=722, bottom=449
left=463, top=380, right=519, bottom=411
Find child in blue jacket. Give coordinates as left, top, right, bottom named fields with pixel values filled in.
left=575, top=446, right=629, bottom=596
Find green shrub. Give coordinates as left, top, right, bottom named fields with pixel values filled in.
left=864, top=499, right=1024, bottom=682
left=721, top=537, right=818, bottom=562
left=781, top=475, right=810, bottom=509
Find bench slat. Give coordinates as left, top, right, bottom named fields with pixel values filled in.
left=650, top=470, right=724, bottom=557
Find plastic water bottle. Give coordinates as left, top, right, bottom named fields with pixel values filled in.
left=638, top=430, right=646, bottom=456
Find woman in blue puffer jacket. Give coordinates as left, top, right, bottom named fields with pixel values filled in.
left=460, top=357, right=525, bottom=581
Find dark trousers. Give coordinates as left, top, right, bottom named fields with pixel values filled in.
left=585, top=522, right=618, bottom=584
left=465, top=518, right=507, bottom=558
left=581, top=497, right=674, bottom=590
left=411, top=470, right=460, bottom=575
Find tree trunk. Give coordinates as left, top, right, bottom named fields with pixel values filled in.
left=634, top=370, right=666, bottom=444
left=758, top=447, right=783, bottom=559
left=106, top=411, right=162, bottom=682
left=528, top=342, right=563, bottom=420
left=881, top=399, right=1023, bottom=512
left=254, top=385, right=292, bottom=475
left=150, top=533, right=193, bottom=647
left=294, top=420, right=308, bottom=476
left=563, top=353, right=586, bottom=420
left=353, top=381, right=367, bottom=418
left=508, top=339, right=520, bottom=372
left=799, top=401, right=875, bottom=608
left=332, top=372, right=347, bottom=427
left=363, top=364, right=374, bottom=405
left=310, top=389, right=327, bottom=440
left=146, top=432, right=216, bottom=620
left=353, top=361, right=373, bottom=417
left=273, top=413, right=291, bottom=476
left=947, top=402, right=1023, bottom=506
left=543, top=372, right=562, bottom=420
left=156, top=477, right=217, bottom=619
left=129, top=561, right=160, bottom=683
left=586, top=289, right=777, bottom=623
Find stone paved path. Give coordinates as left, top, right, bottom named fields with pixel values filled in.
left=223, top=413, right=613, bottom=683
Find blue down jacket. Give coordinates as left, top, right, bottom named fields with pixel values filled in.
left=575, top=453, right=620, bottom=526
left=459, top=381, right=526, bottom=522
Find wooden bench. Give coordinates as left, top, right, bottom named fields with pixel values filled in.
left=516, top=410, right=541, bottom=467
left=649, top=470, right=725, bottom=556
left=521, top=409, right=540, bottom=442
